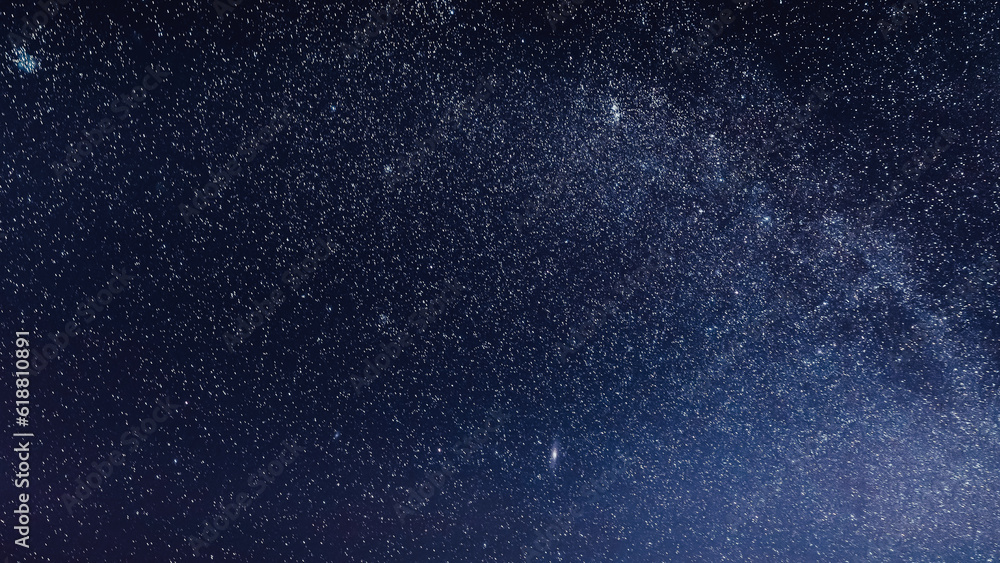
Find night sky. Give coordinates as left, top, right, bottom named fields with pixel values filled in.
left=2, top=0, right=999, bottom=561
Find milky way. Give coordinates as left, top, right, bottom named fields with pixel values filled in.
left=2, top=0, right=999, bottom=561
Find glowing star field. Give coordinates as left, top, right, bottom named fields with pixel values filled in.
left=2, top=0, right=999, bottom=561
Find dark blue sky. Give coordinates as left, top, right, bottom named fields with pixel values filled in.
left=2, top=0, right=999, bottom=561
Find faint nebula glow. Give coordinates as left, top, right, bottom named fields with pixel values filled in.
left=12, top=46, right=38, bottom=74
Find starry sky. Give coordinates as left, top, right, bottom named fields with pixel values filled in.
left=2, top=0, right=999, bottom=561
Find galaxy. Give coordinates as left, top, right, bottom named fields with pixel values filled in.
left=2, top=0, right=999, bottom=561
